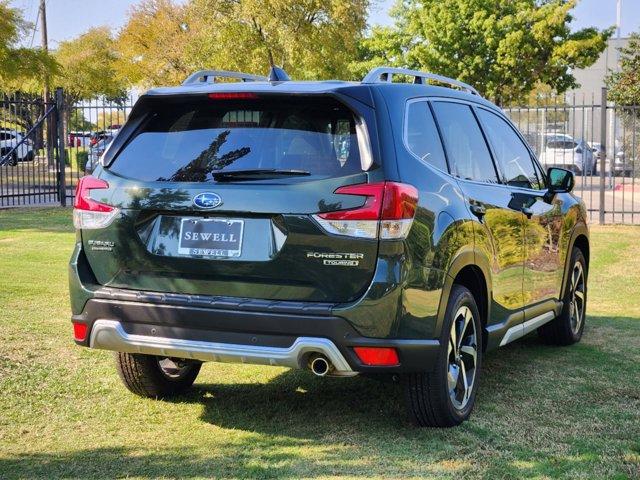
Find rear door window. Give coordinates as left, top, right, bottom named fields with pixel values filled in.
left=108, top=96, right=364, bottom=182
left=431, top=102, right=499, bottom=183
left=477, top=108, right=542, bottom=189
left=404, top=100, right=448, bottom=171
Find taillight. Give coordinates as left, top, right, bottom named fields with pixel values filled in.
left=73, top=322, right=88, bottom=342
left=353, top=347, right=400, bottom=366
left=72, top=176, right=119, bottom=229
left=313, top=182, right=418, bottom=239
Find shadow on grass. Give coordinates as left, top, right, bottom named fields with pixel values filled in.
left=1, top=316, right=636, bottom=479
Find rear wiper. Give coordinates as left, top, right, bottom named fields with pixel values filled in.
left=213, top=169, right=311, bottom=181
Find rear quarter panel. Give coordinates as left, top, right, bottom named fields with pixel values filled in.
left=338, top=87, right=475, bottom=340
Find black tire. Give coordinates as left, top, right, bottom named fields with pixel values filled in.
left=538, top=248, right=587, bottom=346
left=8, top=152, right=18, bottom=166
left=403, top=284, right=483, bottom=427
left=115, top=353, right=201, bottom=398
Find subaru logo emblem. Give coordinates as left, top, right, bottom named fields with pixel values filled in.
left=193, top=192, right=222, bottom=209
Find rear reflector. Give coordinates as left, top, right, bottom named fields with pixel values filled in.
left=208, top=92, right=259, bottom=100
left=73, top=322, right=88, bottom=342
left=73, top=176, right=119, bottom=229
left=353, top=347, right=400, bottom=366
left=313, top=182, right=418, bottom=239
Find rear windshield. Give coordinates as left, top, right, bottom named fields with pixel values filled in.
left=108, top=96, right=365, bottom=182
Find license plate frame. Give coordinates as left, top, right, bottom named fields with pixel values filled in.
left=178, top=218, right=244, bottom=258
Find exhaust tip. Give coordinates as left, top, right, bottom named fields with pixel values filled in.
left=309, top=354, right=332, bottom=377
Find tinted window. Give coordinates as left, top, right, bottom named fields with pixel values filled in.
left=477, top=109, right=542, bottom=189
left=109, top=97, right=363, bottom=182
left=547, top=140, right=577, bottom=150
left=0, top=132, right=15, bottom=141
left=431, top=102, right=498, bottom=182
left=405, top=101, right=447, bottom=171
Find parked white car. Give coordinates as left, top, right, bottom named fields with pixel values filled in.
left=0, top=129, right=35, bottom=166
left=539, top=138, right=595, bottom=175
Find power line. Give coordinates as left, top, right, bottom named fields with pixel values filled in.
left=28, top=5, right=39, bottom=48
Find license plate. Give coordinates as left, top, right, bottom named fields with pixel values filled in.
left=178, top=218, right=244, bottom=258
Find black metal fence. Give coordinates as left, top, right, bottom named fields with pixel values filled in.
left=505, top=88, right=639, bottom=225
left=63, top=95, right=136, bottom=204
left=0, top=90, right=135, bottom=207
left=0, top=90, right=63, bottom=206
left=1, top=88, right=639, bottom=224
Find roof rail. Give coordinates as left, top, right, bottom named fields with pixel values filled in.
left=362, top=67, right=479, bottom=96
left=182, top=70, right=268, bottom=85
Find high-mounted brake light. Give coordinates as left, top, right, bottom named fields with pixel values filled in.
left=313, top=182, right=418, bottom=239
left=208, top=92, right=259, bottom=100
left=72, top=176, right=119, bottom=229
left=353, top=347, right=400, bottom=366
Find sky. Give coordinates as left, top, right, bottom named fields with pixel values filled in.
left=9, top=0, right=640, bottom=48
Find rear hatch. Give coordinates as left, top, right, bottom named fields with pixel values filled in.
left=79, top=93, right=381, bottom=303
left=541, top=139, right=578, bottom=169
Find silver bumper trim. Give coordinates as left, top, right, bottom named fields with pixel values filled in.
left=89, top=320, right=356, bottom=376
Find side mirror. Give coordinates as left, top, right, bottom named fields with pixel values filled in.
left=547, top=167, right=574, bottom=195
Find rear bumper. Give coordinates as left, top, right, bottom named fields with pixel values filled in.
left=72, top=295, right=441, bottom=374
left=89, top=319, right=356, bottom=376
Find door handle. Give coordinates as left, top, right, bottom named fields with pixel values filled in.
left=469, top=204, right=486, bottom=219
left=522, top=207, right=534, bottom=219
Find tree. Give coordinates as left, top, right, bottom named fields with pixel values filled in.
left=366, top=0, right=612, bottom=105
left=115, top=0, right=370, bottom=87
left=0, top=1, right=56, bottom=91
left=68, top=110, right=96, bottom=131
left=96, top=110, right=127, bottom=130
left=54, top=27, right=128, bottom=105
left=606, top=33, right=640, bottom=106
left=605, top=33, right=640, bottom=175
left=116, top=0, right=193, bottom=87
left=189, top=0, right=369, bottom=80
left=349, top=26, right=410, bottom=79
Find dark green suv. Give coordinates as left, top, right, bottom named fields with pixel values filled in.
left=69, top=67, right=589, bottom=427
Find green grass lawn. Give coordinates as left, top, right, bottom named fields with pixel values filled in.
left=0, top=208, right=638, bottom=479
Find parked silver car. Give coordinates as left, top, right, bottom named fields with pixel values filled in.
left=588, top=142, right=634, bottom=176
left=539, top=138, right=595, bottom=175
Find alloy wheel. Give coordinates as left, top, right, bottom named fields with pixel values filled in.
left=447, top=305, right=478, bottom=410
left=569, top=262, right=586, bottom=334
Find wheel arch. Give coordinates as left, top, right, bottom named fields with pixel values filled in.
left=438, top=250, right=491, bottom=352
left=560, top=222, right=590, bottom=298
left=573, top=233, right=590, bottom=271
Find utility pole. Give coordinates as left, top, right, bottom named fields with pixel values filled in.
left=605, top=0, right=623, bottom=188
left=39, top=0, right=55, bottom=167
left=39, top=0, right=49, bottom=101
left=616, top=0, right=622, bottom=39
